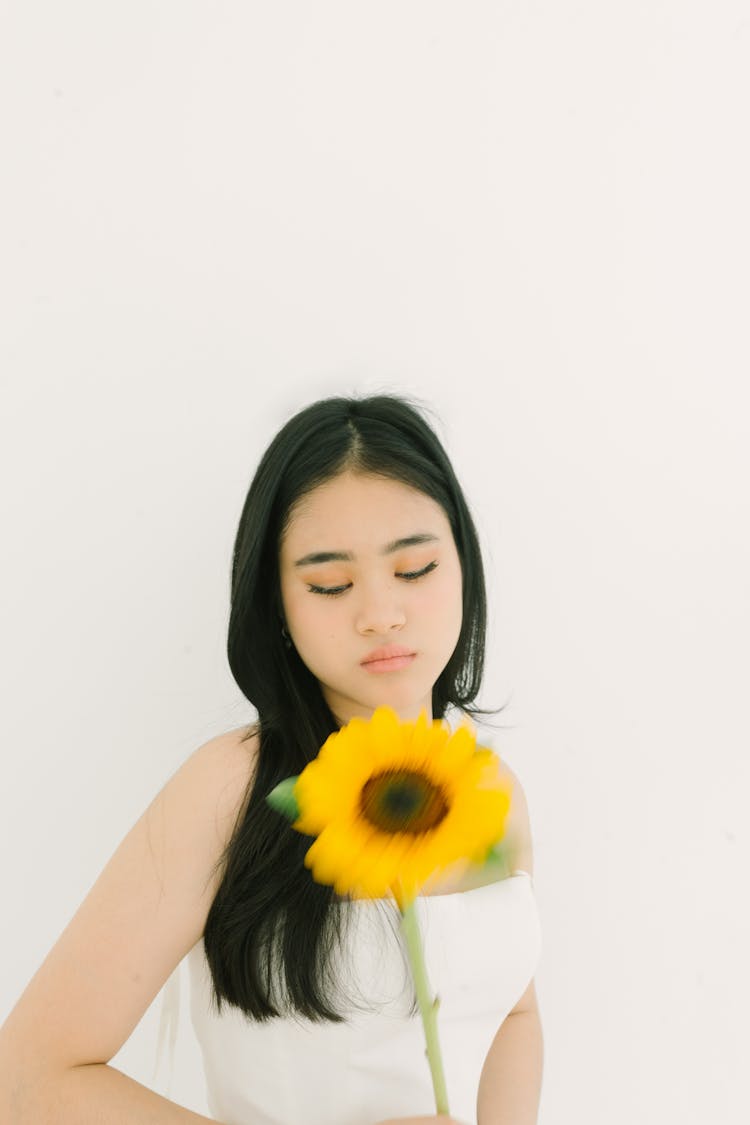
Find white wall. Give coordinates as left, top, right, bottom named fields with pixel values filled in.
left=1, top=3, right=748, bottom=1123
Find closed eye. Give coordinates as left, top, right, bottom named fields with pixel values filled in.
left=307, top=561, right=438, bottom=597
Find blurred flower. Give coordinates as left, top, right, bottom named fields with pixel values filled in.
left=289, top=704, right=513, bottom=909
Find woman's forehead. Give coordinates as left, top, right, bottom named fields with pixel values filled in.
left=280, top=474, right=448, bottom=552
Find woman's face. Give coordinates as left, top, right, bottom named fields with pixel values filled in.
left=278, top=470, right=464, bottom=727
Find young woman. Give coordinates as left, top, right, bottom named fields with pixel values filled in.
left=0, top=394, right=543, bottom=1125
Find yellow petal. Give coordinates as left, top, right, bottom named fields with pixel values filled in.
left=334, top=825, right=411, bottom=898
left=304, top=820, right=368, bottom=890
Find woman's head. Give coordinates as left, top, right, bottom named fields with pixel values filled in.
left=227, top=393, right=490, bottom=730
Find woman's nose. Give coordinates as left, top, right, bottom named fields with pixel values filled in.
left=355, top=585, right=407, bottom=635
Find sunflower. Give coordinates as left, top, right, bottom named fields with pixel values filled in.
left=291, top=704, right=513, bottom=909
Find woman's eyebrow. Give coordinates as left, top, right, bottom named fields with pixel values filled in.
left=293, top=532, right=440, bottom=568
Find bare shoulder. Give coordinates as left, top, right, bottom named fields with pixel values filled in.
left=144, top=722, right=261, bottom=881
left=193, top=723, right=260, bottom=841
left=457, top=715, right=532, bottom=873
left=496, top=759, right=534, bottom=878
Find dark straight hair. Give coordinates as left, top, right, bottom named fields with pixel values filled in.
left=203, top=393, right=506, bottom=1022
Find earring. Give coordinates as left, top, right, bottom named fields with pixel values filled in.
left=281, top=625, right=292, bottom=649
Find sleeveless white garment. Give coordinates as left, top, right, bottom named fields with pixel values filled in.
left=153, top=870, right=542, bottom=1125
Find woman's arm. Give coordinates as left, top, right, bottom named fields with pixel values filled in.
left=25, top=1064, right=221, bottom=1124
left=0, top=728, right=257, bottom=1124
left=476, top=766, right=543, bottom=1125
left=476, top=1004, right=544, bottom=1125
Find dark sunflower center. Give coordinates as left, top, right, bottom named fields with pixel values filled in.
left=359, top=769, right=449, bottom=835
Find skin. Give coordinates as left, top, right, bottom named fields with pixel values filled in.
left=278, top=469, right=464, bottom=728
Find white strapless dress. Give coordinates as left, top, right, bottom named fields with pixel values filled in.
left=154, top=870, right=542, bottom=1125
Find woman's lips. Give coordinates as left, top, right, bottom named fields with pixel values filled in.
left=361, top=654, right=417, bottom=673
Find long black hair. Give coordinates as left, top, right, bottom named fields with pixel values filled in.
left=203, top=392, right=506, bottom=1022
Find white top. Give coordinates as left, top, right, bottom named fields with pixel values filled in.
left=154, top=870, right=542, bottom=1125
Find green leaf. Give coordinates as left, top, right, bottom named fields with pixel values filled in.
left=476, top=838, right=514, bottom=879
left=266, top=776, right=300, bottom=821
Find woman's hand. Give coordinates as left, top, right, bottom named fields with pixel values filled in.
left=375, top=1117, right=470, bottom=1124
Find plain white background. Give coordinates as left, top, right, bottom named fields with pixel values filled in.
left=1, top=3, right=748, bottom=1123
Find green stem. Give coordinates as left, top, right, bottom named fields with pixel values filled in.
left=398, top=899, right=450, bottom=1115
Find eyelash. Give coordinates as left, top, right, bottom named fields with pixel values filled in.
left=307, top=561, right=439, bottom=597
